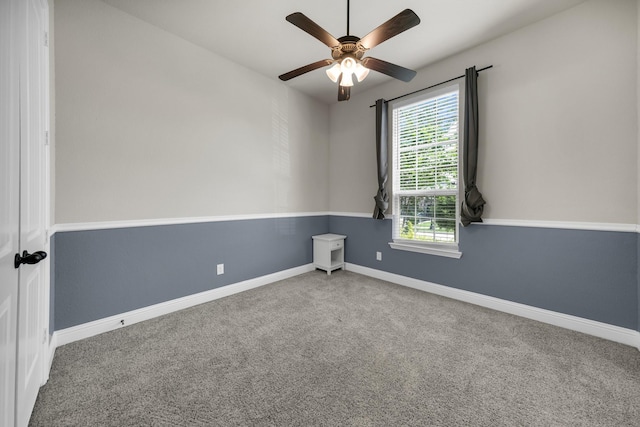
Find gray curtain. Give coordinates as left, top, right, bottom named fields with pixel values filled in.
left=373, top=98, right=389, bottom=219
left=461, top=66, right=486, bottom=226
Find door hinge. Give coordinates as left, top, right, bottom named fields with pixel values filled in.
left=44, top=130, right=49, bottom=146
left=44, top=31, right=48, bottom=47
left=43, top=328, right=48, bottom=344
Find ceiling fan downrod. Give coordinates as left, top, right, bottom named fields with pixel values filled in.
left=346, top=0, right=350, bottom=36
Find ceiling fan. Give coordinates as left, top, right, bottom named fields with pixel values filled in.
left=278, top=1, right=421, bottom=101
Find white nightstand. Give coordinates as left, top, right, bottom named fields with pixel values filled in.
left=312, top=234, right=346, bottom=275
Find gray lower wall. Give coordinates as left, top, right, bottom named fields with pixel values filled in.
left=51, top=214, right=639, bottom=333
left=329, top=216, right=639, bottom=331
left=49, top=236, right=55, bottom=337
left=53, top=216, right=329, bottom=330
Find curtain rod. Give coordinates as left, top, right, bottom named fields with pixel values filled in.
left=368, top=65, right=493, bottom=108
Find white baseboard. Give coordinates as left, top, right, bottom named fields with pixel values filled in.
left=48, top=333, right=57, bottom=370
left=54, top=264, right=315, bottom=348
left=345, top=263, right=640, bottom=350
left=41, top=332, right=57, bottom=384
left=52, top=262, right=640, bottom=352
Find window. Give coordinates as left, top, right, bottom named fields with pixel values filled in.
left=390, top=85, right=461, bottom=258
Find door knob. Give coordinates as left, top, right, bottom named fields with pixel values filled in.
left=14, top=250, right=47, bottom=269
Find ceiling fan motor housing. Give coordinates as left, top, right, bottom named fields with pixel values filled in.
left=332, top=35, right=366, bottom=61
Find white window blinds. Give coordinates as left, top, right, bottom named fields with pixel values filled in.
left=392, top=87, right=459, bottom=244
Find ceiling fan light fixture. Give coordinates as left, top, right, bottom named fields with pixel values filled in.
left=340, top=70, right=354, bottom=87
left=326, top=62, right=342, bottom=83
left=337, top=57, right=357, bottom=87
left=340, top=57, right=356, bottom=74
left=354, top=62, right=370, bottom=82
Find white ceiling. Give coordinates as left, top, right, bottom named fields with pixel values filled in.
left=100, top=0, right=586, bottom=104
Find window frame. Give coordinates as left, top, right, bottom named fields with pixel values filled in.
left=388, top=84, right=463, bottom=259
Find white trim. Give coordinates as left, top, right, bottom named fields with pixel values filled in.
left=329, top=213, right=639, bottom=233
left=479, top=219, right=638, bottom=233
left=42, top=0, right=52, bottom=389
left=345, top=263, right=640, bottom=350
left=389, top=241, right=462, bottom=259
left=328, top=212, right=375, bottom=219
left=50, top=262, right=640, bottom=352
left=54, top=264, right=315, bottom=347
left=46, top=333, right=56, bottom=379
left=48, top=213, right=640, bottom=236
left=50, top=212, right=329, bottom=235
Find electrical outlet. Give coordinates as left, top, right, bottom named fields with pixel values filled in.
left=217, top=264, right=224, bottom=275
left=376, top=251, right=382, bottom=261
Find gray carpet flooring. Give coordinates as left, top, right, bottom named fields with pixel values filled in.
left=30, top=271, right=640, bottom=426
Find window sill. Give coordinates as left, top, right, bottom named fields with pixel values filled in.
left=388, top=241, right=462, bottom=259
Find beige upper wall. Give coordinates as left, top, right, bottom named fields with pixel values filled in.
left=54, top=0, right=329, bottom=224
left=330, top=0, right=638, bottom=224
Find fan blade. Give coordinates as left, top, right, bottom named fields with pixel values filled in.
left=338, top=85, right=351, bottom=101
left=358, top=9, right=420, bottom=50
left=286, top=12, right=340, bottom=48
left=361, top=57, right=416, bottom=82
left=279, top=59, right=333, bottom=81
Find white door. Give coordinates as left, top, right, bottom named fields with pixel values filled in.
left=0, top=0, right=21, bottom=425
left=16, top=0, right=50, bottom=425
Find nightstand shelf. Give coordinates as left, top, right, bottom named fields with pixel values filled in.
left=312, top=234, right=346, bottom=275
